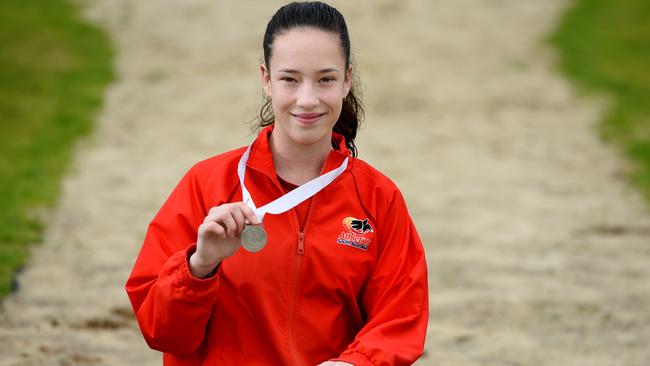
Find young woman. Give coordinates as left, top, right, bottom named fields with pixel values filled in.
left=126, top=2, right=428, bottom=365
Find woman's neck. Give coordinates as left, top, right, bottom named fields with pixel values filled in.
left=269, top=131, right=332, bottom=185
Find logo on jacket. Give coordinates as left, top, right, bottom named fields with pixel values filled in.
left=337, top=217, right=373, bottom=250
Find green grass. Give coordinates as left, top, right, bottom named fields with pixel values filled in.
left=0, top=1, right=113, bottom=296
left=550, top=0, right=650, bottom=203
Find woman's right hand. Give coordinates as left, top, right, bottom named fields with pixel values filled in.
left=189, top=202, right=259, bottom=278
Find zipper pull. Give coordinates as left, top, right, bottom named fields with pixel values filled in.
left=297, top=231, right=305, bottom=256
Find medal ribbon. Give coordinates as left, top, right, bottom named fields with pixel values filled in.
left=237, top=143, right=348, bottom=222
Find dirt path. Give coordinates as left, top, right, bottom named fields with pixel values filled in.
left=2, top=0, right=650, bottom=365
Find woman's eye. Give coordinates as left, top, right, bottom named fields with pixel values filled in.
left=320, top=77, right=335, bottom=83
left=280, top=77, right=297, bottom=83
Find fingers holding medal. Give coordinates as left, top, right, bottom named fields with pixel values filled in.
left=235, top=202, right=267, bottom=253
left=201, top=203, right=259, bottom=237
left=194, top=203, right=261, bottom=269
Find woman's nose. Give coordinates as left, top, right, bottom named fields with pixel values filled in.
left=296, top=83, right=319, bottom=109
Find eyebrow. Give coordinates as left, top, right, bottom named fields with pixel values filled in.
left=277, top=68, right=339, bottom=74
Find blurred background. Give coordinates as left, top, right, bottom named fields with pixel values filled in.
left=1, top=0, right=649, bottom=365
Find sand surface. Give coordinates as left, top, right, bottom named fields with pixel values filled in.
left=1, top=0, right=650, bottom=365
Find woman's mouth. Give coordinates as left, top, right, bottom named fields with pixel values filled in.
left=292, top=113, right=325, bottom=124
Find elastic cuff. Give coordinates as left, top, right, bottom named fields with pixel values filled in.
left=334, top=350, right=375, bottom=366
left=176, top=244, right=220, bottom=291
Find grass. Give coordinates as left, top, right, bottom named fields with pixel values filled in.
left=0, top=1, right=113, bottom=296
left=550, top=0, right=650, bottom=203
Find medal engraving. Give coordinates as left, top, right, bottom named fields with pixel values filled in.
left=241, top=224, right=267, bottom=253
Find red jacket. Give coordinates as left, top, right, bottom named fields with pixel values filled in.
left=126, top=126, right=429, bottom=365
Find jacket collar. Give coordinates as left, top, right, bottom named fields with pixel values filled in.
left=246, top=124, right=351, bottom=180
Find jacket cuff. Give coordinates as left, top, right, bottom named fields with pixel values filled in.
left=176, top=244, right=220, bottom=291
left=334, top=350, right=375, bottom=366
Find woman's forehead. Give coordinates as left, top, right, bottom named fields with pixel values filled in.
left=270, top=28, right=345, bottom=71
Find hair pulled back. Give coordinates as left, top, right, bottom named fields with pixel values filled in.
left=258, top=1, right=364, bottom=157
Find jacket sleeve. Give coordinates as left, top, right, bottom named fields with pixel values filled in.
left=335, top=189, right=429, bottom=366
left=125, top=165, right=220, bottom=355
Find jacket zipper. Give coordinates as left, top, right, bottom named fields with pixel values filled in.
left=248, top=156, right=342, bottom=363
left=287, top=197, right=316, bottom=365
left=297, top=231, right=305, bottom=255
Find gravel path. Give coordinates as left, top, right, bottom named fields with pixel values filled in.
left=1, top=1, right=649, bottom=365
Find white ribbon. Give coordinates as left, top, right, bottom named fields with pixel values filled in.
left=237, top=143, right=348, bottom=222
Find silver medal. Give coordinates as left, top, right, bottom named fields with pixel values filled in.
left=241, top=224, right=267, bottom=253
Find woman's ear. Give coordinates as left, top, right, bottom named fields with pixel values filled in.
left=260, top=64, right=271, bottom=98
left=344, top=65, right=353, bottom=97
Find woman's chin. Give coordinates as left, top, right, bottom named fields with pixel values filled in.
left=274, top=118, right=335, bottom=148
left=288, top=130, right=331, bottom=147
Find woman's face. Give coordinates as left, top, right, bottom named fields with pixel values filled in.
left=261, top=27, right=352, bottom=150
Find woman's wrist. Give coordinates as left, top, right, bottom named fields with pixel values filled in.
left=188, top=252, right=221, bottom=278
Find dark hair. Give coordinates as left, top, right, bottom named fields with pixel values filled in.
left=257, top=1, right=364, bottom=157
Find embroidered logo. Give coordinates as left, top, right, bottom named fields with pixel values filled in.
left=337, top=217, right=373, bottom=251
